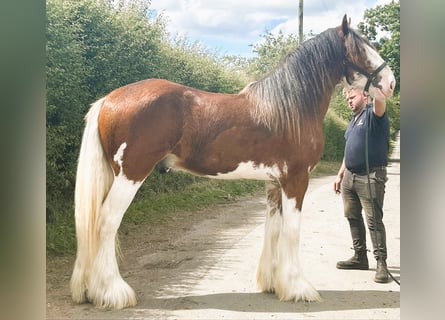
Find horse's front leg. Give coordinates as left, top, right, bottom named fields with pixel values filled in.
left=257, top=172, right=321, bottom=302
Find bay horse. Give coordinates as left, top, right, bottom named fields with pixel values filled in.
left=71, top=15, right=395, bottom=309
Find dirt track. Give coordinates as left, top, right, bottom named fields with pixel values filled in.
left=47, top=137, right=400, bottom=319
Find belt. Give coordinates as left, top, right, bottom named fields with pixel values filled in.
left=348, top=166, right=386, bottom=175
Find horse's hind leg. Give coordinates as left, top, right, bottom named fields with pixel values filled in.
left=256, top=180, right=282, bottom=293
left=87, top=173, right=143, bottom=309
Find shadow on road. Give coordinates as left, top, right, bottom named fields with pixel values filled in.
left=138, top=289, right=399, bottom=313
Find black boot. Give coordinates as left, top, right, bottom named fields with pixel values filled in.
left=374, top=259, right=389, bottom=283
left=370, top=226, right=387, bottom=263
left=336, top=250, right=369, bottom=270
left=369, top=225, right=389, bottom=283
left=337, top=218, right=369, bottom=270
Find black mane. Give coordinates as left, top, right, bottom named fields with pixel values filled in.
left=243, top=27, right=352, bottom=140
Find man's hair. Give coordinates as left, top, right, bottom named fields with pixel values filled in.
left=342, top=86, right=368, bottom=99
left=342, top=86, right=357, bottom=98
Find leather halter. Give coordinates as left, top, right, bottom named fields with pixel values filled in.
left=344, top=60, right=387, bottom=93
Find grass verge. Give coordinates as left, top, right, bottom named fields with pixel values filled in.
left=46, top=177, right=264, bottom=255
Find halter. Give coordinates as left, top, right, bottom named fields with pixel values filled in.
left=344, top=60, right=387, bottom=93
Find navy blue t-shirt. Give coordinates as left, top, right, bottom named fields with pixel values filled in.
left=344, top=104, right=390, bottom=172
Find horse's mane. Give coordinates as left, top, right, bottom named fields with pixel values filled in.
left=242, top=27, right=350, bottom=140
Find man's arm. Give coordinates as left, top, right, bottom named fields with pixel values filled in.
left=373, top=97, right=386, bottom=117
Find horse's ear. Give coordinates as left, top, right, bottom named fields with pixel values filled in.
left=341, top=14, right=349, bottom=36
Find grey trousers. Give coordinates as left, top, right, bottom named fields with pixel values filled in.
left=341, top=167, right=388, bottom=260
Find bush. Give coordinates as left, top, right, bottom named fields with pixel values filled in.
left=321, top=108, right=348, bottom=161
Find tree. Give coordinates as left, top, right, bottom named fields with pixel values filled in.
left=358, top=1, right=400, bottom=93
left=247, top=30, right=299, bottom=79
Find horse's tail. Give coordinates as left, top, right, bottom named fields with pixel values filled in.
left=71, top=98, right=114, bottom=302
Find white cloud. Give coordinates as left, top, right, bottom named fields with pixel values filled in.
left=150, top=0, right=396, bottom=56
left=152, top=0, right=286, bottom=38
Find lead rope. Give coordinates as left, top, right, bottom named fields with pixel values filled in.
left=365, top=102, right=400, bottom=286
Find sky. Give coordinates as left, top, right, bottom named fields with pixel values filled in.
left=149, top=0, right=395, bottom=57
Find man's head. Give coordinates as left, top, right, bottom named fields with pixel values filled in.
left=343, top=87, right=368, bottom=115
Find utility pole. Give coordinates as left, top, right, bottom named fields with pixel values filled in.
left=298, top=0, right=303, bottom=44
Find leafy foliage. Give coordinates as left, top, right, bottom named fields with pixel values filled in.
left=247, top=30, right=299, bottom=79
left=46, top=0, right=91, bottom=221
left=158, top=36, right=247, bottom=93
left=322, top=100, right=348, bottom=161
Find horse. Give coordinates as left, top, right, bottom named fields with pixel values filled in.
left=70, top=15, right=395, bottom=309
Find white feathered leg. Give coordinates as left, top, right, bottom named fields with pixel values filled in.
left=87, top=173, right=142, bottom=309
left=273, top=190, right=320, bottom=302
left=257, top=181, right=282, bottom=292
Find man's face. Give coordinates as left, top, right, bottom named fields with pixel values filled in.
left=346, top=89, right=367, bottom=115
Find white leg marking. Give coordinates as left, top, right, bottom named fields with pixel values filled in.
left=88, top=173, right=141, bottom=309
left=273, top=191, right=321, bottom=302
left=87, top=150, right=143, bottom=309
left=257, top=182, right=282, bottom=292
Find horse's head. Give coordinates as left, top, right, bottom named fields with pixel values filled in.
left=340, top=15, right=396, bottom=98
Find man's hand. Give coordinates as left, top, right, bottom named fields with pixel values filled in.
left=335, top=158, right=346, bottom=194
left=334, top=175, right=342, bottom=194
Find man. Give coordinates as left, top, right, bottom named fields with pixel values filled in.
left=333, top=87, right=390, bottom=283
